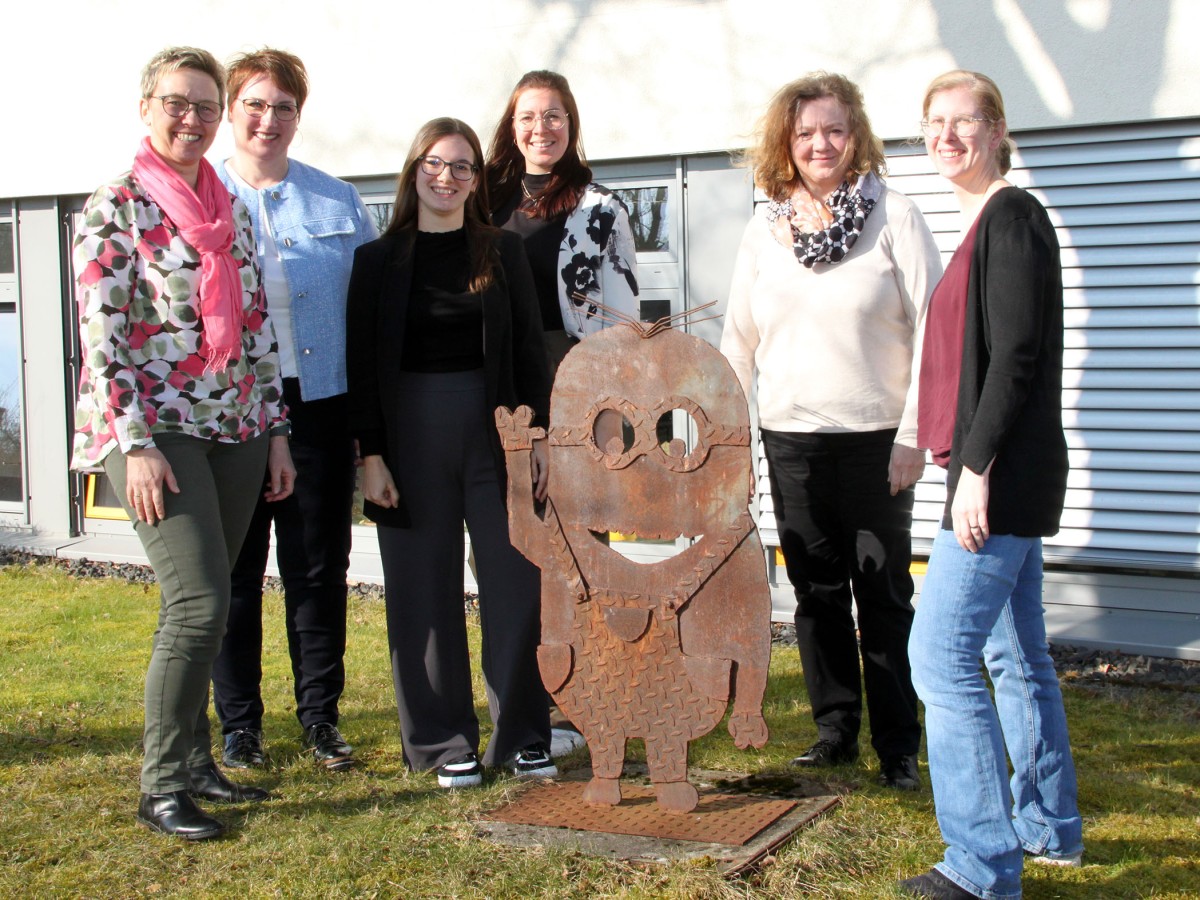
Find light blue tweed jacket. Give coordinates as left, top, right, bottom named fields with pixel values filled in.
left=219, top=158, right=378, bottom=401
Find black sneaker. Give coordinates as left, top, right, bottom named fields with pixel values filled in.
left=304, top=723, right=356, bottom=772
left=436, top=752, right=483, bottom=788
left=222, top=728, right=267, bottom=769
left=507, top=744, right=557, bottom=779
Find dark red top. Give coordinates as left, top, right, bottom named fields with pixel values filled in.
left=918, top=217, right=980, bottom=467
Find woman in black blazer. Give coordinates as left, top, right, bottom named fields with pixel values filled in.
left=346, top=117, right=553, bottom=788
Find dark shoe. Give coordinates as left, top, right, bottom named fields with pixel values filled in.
left=188, top=761, right=270, bottom=803
left=879, top=754, right=921, bottom=791
left=222, top=728, right=267, bottom=768
left=790, top=737, right=859, bottom=767
left=898, top=869, right=981, bottom=899
left=436, top=752, right=483, bottom=788
left=137, top=791, right=225, bottom=840
left=304, top=722, right=356, bottom=771
left=506, top=744, right=557, bottom=778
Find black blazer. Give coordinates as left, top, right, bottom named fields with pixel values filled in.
left=346, top=226, right=550, bottom=523
left=943, top=188, right=1068, bottom=537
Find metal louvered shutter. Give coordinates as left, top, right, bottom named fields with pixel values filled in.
left=888, top=118, right=1200, bottom=574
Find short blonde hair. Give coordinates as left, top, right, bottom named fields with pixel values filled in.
left=140, top=46, right=225, bottom=108
left=746, top=72, right=886, bottom=202
left=922, top=69, right=1015, bottom=175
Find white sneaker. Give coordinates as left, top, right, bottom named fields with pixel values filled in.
left=1026, top=849, right=1083, bottom=868
left=508, top=745, right=557, bottom=778
left=436, top=753, right=482, bottom=788
left=550, top=727, right=587, bottom=758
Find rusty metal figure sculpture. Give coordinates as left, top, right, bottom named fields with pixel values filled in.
left=496, top=305, right=771, bottom=813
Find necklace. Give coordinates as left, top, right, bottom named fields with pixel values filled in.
left=520, top=179, right=536, bottom=201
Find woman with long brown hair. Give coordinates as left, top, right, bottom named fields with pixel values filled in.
left=346, top=118, right=553, bottom=787
left=486, top=70, right=638, bottom=371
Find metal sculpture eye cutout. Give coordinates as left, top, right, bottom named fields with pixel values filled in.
left=549, top=396, right=750, bottom=472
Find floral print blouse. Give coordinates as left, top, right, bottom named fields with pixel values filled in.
left=70, top=172, right=287, bottom=470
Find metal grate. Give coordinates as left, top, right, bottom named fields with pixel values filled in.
left=482, top=781, right=797, bottom=846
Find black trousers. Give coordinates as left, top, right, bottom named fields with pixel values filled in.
left=377, top=369, right=549, bottom=772
left=762, top=427, right=921, bottom=760
left=212, top=379, right=356, bottom=734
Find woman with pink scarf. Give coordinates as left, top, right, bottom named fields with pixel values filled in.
left=71, top=46, right=294, bottom=841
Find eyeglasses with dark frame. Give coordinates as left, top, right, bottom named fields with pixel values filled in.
left=919, top=115, right=992, bottom=138
left=153, top=95, right=223, bottom=123
left=418, top=155, right=479, bottom=182
left=512, top=111, right=569, bottom=132
left=239, top=97, right=299, bottom=121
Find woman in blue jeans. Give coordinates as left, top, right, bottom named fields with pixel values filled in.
left=900, top=71, right=1083, bottom=900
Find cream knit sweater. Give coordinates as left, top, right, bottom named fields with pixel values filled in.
left=720, top=186, right=942, bottom=447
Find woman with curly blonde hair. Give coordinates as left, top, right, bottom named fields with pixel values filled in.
left=721, top=71, right=941, bottom=790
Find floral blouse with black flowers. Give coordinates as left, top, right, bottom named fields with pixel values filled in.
left=71, top=172, right=287, bottom=470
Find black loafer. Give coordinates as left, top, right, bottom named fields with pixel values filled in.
left=898, top=869, right=982, bottom=899
left=188, top=761, right=271, bottom=803
left=880, top=754, right=921, bottom=791
left=137, top=791, right=225, bottom=840
left=304, top=722, right=356, bottom=772
left=790, top=737, right=860, bottom=767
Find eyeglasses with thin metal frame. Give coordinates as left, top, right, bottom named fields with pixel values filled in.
left=919, top=115, right=992, bottom=138
left=153, top=95, right=223, bottom=123
left=238, top=97, right=299, bottom=121
left=512, top=111, right=569, bottom=132
left=418, top=155, right=479, bottom=182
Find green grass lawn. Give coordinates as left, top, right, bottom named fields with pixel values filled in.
left=1, top=560, right=1197, bottom=898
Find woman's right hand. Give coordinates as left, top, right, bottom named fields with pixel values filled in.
left=361, top=455, right=400, bottom=508
left=951, top=460, right=993, bottom=553
left=124, top=447, right=180, bottom=525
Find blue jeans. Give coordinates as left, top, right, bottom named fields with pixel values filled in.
left=910, top=530, right=1082, bottom=899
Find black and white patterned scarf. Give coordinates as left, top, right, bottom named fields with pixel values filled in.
left=765, top=171, right=882, bottom=268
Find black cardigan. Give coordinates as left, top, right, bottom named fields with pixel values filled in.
left=345, top=226, right=550, bottom=520
left=942, top=187, right=1067, bottom=537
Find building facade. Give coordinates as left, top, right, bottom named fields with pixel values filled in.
left=3, top=0, right=1198, bottom=657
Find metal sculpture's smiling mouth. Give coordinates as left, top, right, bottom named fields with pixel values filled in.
left=580, top=528, right=705, bottom=562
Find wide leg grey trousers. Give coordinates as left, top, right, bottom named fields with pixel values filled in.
left=376, top=369, right=548, bottom=772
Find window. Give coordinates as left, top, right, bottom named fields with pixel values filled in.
left=612, top=186, right=670, bottom=253
left=0, top=201, right=23, bottom=505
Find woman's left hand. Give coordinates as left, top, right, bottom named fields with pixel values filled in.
left=264, top=435, right=296, bottom=502
left=888, top=443, right=926, bottom=495
left=951, top=460, right=993, bottom=552
left=530, top=438, right=549, bottom=502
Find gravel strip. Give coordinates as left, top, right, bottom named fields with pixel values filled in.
left=5, top=550, right=1197, bottom=692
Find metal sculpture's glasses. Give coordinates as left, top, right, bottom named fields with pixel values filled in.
left=550, top=396, right=749, bottom=473
left=418, top=156, right=478, bottom=181
left=239, top=98, right=299, bottom=121
left=154, top=95, right=222, bottom=123
left=513, top=111, right=569, bottom=132
left=920, top=115, right=991, bottom=138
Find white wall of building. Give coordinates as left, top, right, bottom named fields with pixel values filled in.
left=6, top=0, right=1197, bottom=198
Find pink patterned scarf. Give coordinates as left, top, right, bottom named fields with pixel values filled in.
left=132, top=136, right=242, bottom=372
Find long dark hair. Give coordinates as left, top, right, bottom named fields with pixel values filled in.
left=386, top=117, right=498, bottom=293
left=486, top=70, right=591, bottom=219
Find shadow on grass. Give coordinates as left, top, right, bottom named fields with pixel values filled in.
left=0, top=723, right=143, bottom=764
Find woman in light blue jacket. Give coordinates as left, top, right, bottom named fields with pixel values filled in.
left=213, top=48, right=377, bottom=775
